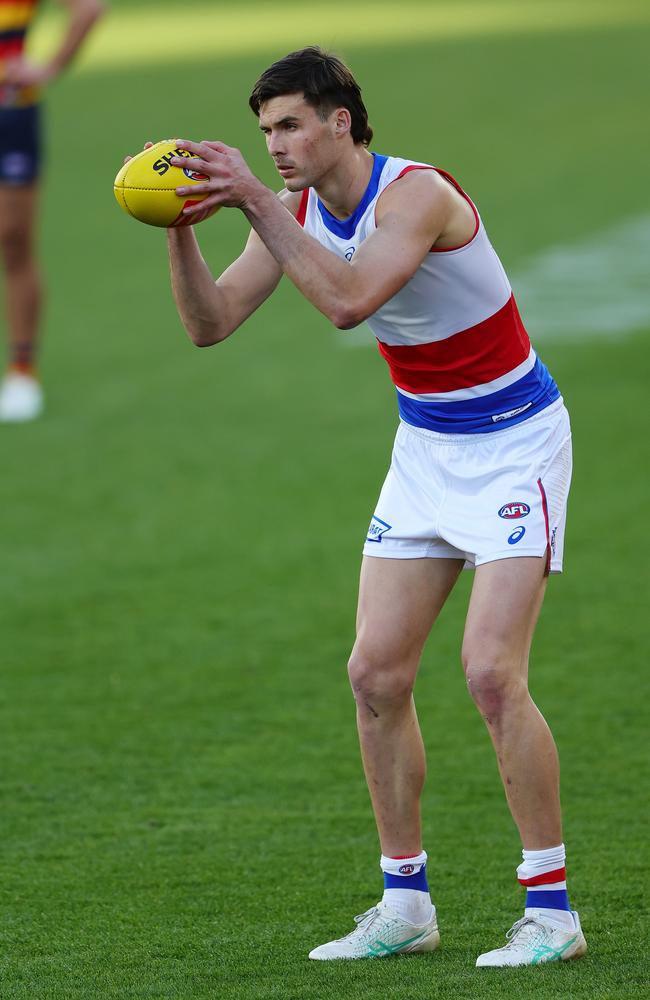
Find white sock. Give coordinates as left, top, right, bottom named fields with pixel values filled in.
left=517, top=843, right=575, bottom=931
left=380, top=851, right=434, bottom=924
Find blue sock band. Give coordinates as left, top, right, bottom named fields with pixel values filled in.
left=384, top=863, right=429, bottom=892
left=525, top=888, right=571, bottom=911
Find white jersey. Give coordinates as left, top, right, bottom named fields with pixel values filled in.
left=296, top=153, right=560, bottom=433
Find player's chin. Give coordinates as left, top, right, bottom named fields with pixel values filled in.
left=281, top=177, right=305, bottom=193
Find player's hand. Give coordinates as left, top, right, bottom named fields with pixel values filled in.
left=2, top=57, right=55, bottom=88
left=170, top=139, right=262, bottom=216
left=123, top=142, right=154, bottom=166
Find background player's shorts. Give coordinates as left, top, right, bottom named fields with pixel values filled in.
left=363, top=399, right=572, bottom=573
left=0, top=104, right=41, bottom=184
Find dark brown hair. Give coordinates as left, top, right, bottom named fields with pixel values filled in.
left=249, top=46, right=373, bottom=147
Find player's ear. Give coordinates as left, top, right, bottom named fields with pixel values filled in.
left=333, top=108, right=352, bottom=137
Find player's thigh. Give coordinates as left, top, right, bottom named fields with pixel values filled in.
left=353, top=555, right=463, bottom=673
left=0, top=184, right=39, bottom=252
left=462, top=556, right=547, bottom=679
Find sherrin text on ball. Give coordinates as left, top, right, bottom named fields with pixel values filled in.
left=113, top=140, right=219, bottom=228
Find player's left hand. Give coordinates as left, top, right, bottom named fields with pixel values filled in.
left=170, top=140, right=261, bottom=216
left=2, top=57, right=56, bottom=88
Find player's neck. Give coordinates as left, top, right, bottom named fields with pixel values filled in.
left=314, top=146, right=375, bottom=221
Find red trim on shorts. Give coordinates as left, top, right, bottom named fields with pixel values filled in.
left=518, top=866, right=566, bottom=886
left=537, top=477, right=551, bottom=576
left=390, top=854, right=421, bottom=860
left=296, top=189, right=309, bottom=227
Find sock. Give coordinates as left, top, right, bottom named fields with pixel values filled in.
left=8, top=362, right=36, bottom=377
left=380, top=851, right=434, bottom=925
left=517, top=843, right=575, bottom=930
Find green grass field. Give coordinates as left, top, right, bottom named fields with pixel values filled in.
left=1, top=2, right=649, bottom=997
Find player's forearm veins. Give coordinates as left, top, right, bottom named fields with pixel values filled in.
left=167, top=230, right=229, bottom=345
left=242, top=187, right=367, bottom=329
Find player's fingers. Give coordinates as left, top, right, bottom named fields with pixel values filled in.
left=174, top=138, right=212, bottom=157
left=169, top=156, right=212, bottom=175
left=175, top=182, right=211, bottom=196
left=182, top=193, right=221, bottom=215
left=201, top=140, right=231, bottom=154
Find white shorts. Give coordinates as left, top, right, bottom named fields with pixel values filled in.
left=363, top=399, right=573, bottom=573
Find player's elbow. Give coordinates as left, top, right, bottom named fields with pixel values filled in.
left=331, top=300, right=371, bottom=330
left=191, top=331, right=225, bottom=348
left=187, top=323, right=228, bottom=347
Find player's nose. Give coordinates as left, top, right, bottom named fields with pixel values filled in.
left=267, top=132, right=285, bottom=157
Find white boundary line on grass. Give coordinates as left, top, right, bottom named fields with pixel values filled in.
left=339, top=213, right=650, bottom=347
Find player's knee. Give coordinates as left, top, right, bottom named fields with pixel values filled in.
left=464, top=663, right=525, bottom=721
left=347, top=649, right=415, bottom=708
left=0, top=226, right=32, bottom=271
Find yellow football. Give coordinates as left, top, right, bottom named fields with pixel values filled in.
left=113, top=140, right=219, bottom=228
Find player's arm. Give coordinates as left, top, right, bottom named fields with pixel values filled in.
left=242, top=170, right=453, bottom=329
left=171, top=142, right=458, bottom=329
left=3, top=0, right=106, bottom=88
left=167, top=195, right=294, bottom=347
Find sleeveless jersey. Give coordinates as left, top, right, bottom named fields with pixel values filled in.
left=296, top=153, right=560, bottom=434
left=0, top=0, right=40, bottom=108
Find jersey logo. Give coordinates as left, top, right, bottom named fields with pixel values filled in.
left=498, top=502, right=530, bottom=519
left=366, top=516, right=392, bottom=543
left=345, top=246, right=356, bottom=260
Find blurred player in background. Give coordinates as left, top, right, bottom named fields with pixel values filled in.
left=0, top=0, right=105, bottom=422
left=152, top=47, right=586, bottom=968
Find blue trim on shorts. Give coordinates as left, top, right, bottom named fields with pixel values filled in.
left=0, top=104, right=41, bottom=184
left=396, top=358, right=560, bottom=434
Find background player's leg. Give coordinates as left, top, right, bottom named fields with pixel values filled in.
left=0, top=183, right=42, bottom=371
left=461, top=556, right=558, bottom=846
left=349, top=555, right=463, bottom=856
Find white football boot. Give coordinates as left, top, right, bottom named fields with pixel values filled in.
left=308, top=901, right=440, bottom=960
left=0, top=372, right=44, bottom=422
left=476, top=912, right=587, bottom=967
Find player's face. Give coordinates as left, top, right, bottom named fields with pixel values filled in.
left=258, top=94, right=341, bottom=191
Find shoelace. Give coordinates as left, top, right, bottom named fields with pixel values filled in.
left=353, top=906, right=381, bottom=930
left=505, top=917, right=542, bottom=942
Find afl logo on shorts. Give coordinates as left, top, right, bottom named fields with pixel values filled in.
left=183, top=166, right=209, bottom=181
left=498, top=502, right=530, bottom=519
left=399, top=864, right=416, bottom=875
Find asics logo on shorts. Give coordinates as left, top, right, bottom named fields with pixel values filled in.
left=498, top=502, right=530, bottom=519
